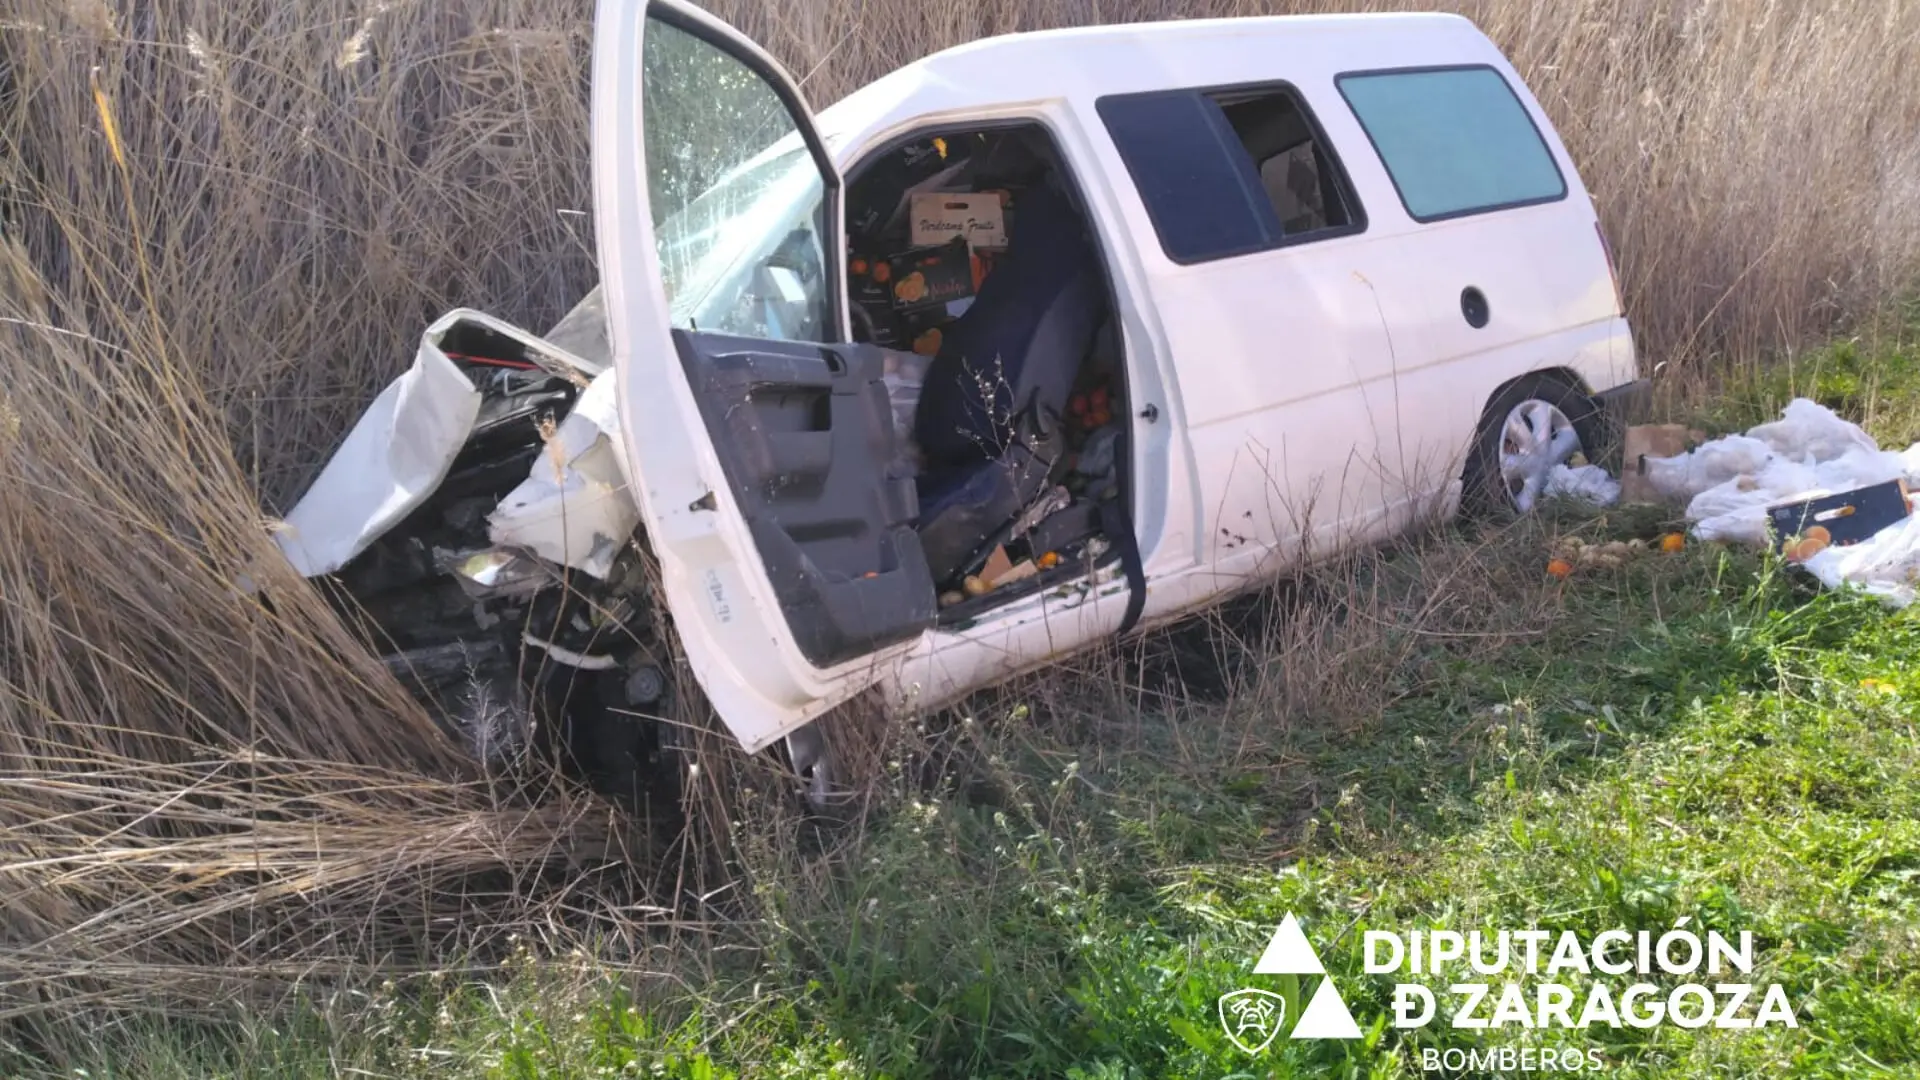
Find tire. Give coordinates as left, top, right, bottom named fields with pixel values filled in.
left=1461, top=372, right=1607, bottom=518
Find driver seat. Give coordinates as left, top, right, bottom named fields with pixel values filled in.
left=912, top=183, right=1104, bottom=582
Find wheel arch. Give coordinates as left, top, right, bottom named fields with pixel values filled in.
left=1473, top=365, right=1593, bottom=426
left=1468, top=364, right=1608, bottom=457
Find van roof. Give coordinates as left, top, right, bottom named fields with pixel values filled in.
left=818, top=12, right=1493, bottom=141
left=922, top=11, right=1478, bottom=66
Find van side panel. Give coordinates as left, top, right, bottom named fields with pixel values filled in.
left=1332, top=201, right=1629, bottom=498
left=1298, top=55, right=1634, bottom=507
left=1149, top=244, right=1408, bottom=575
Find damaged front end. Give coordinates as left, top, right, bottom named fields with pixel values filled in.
left=275, top=308, right=681, bottom=810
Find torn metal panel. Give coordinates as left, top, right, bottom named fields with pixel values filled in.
left=276, top=308, right=623, bottom=579
left=275, top=321, right=482, bottom=577
left=542, top=284, right=611, bottom=371
left=486, top=370, right=641, bottom=579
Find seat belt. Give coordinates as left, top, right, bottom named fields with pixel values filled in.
left=1096, top=495, right=1146, bottom=637
left=1094, top=422, right=1146, bottom=637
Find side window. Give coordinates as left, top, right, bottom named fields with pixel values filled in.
left=1213, top=90, right=1358, bottom=238
left=1336, top=66, right=1566, bottom=222
left=1097, top=84, right=1363, bottom=265
left=1094, top=92, right=1276, bottom=263
left=643, top=17, right=832, bottom=342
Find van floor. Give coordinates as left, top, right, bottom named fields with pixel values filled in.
left=843, top=124, right=1131, bottom=621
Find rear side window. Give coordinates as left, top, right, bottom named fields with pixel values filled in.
left=1095, top=92, right=1277, bottom=263
left=1097, top=84, right=1363, bottom=264
left=1336, top=66, right=1566, bottom=222
left=1214, top=90, right=1360, bottom=239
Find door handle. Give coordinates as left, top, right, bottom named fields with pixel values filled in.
left=1460, top=286, right=1490, bottom=329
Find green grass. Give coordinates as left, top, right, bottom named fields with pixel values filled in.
left=1699, top=302, right=1920, bottom=444
left=22, top=517, right=1917, bottom=1080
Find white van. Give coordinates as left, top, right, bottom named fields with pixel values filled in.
left=279, top=0, right=1644, bottom=794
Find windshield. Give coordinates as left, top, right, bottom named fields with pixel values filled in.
left=643, top=20, right=832, bottom=343
left=653, top=138, right=824, bottom=333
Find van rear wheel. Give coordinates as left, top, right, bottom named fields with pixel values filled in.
left=1463, top=373, right=1605, bottom=517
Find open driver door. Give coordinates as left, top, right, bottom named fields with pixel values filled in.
left=592, top=0, right=937, bottom=753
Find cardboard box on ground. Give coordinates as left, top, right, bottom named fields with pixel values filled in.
left=1769, top=481, right=1914, bottom=558
left=1619, top=423, right=1707, bottom=505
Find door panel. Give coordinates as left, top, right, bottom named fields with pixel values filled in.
left=1157, top=242, right=1403, bottom=576
left=672, top=331, right=936, bottom=667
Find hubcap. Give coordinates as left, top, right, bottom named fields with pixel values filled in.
left=1499, top=399, right=1582, bottom=513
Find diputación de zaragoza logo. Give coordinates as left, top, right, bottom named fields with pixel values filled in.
left=1218, top=913, right=1799, bottom=1069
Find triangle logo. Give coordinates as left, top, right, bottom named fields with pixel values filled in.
left=1239, top=912, right=1364, bottom=1042
left=1291, top=975, right=1363, bottom=1039
left=1252, top=912, right=1324, bottom=974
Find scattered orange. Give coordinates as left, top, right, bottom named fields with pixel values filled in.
left=1546, top=558, right=1574, bottom=579
left=1786, top=534, right=1831, bottom=563
left=1659, top=532, right=1686, bottom=553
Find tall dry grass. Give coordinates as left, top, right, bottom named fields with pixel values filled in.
left=0, top=240, right=625, bottom=1021
left=0, top=0, right=1917, bottom=1024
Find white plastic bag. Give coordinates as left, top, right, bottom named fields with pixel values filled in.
left=1802, top=513, right=1920, bottom=607
left=1681, top=450, right=1909, bottom=548
left=1543, top=463, right=1620, bottom=506
left=1811, top=447, right=1907, bottom=492
left=1684, top=456, right=1821, bottom=545
left=1746, top=398, right=1879, bottom=464
left=1643, top=435, right=1778, bottom=501
left=1650, top=397, right=1920, bottom=605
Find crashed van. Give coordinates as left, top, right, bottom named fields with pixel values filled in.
left=276, top=0, right=1646, bottom=796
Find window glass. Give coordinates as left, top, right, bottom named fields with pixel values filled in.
left=643, top=18, right=831, bottom=341
left=1095, top=92, right=1274, bottom=263
left=1214, top=90, right=1356, bottom=237
left=1337, top=67, right=1566, bottom=222
left=1097, top=85, right=1361, bottom=264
